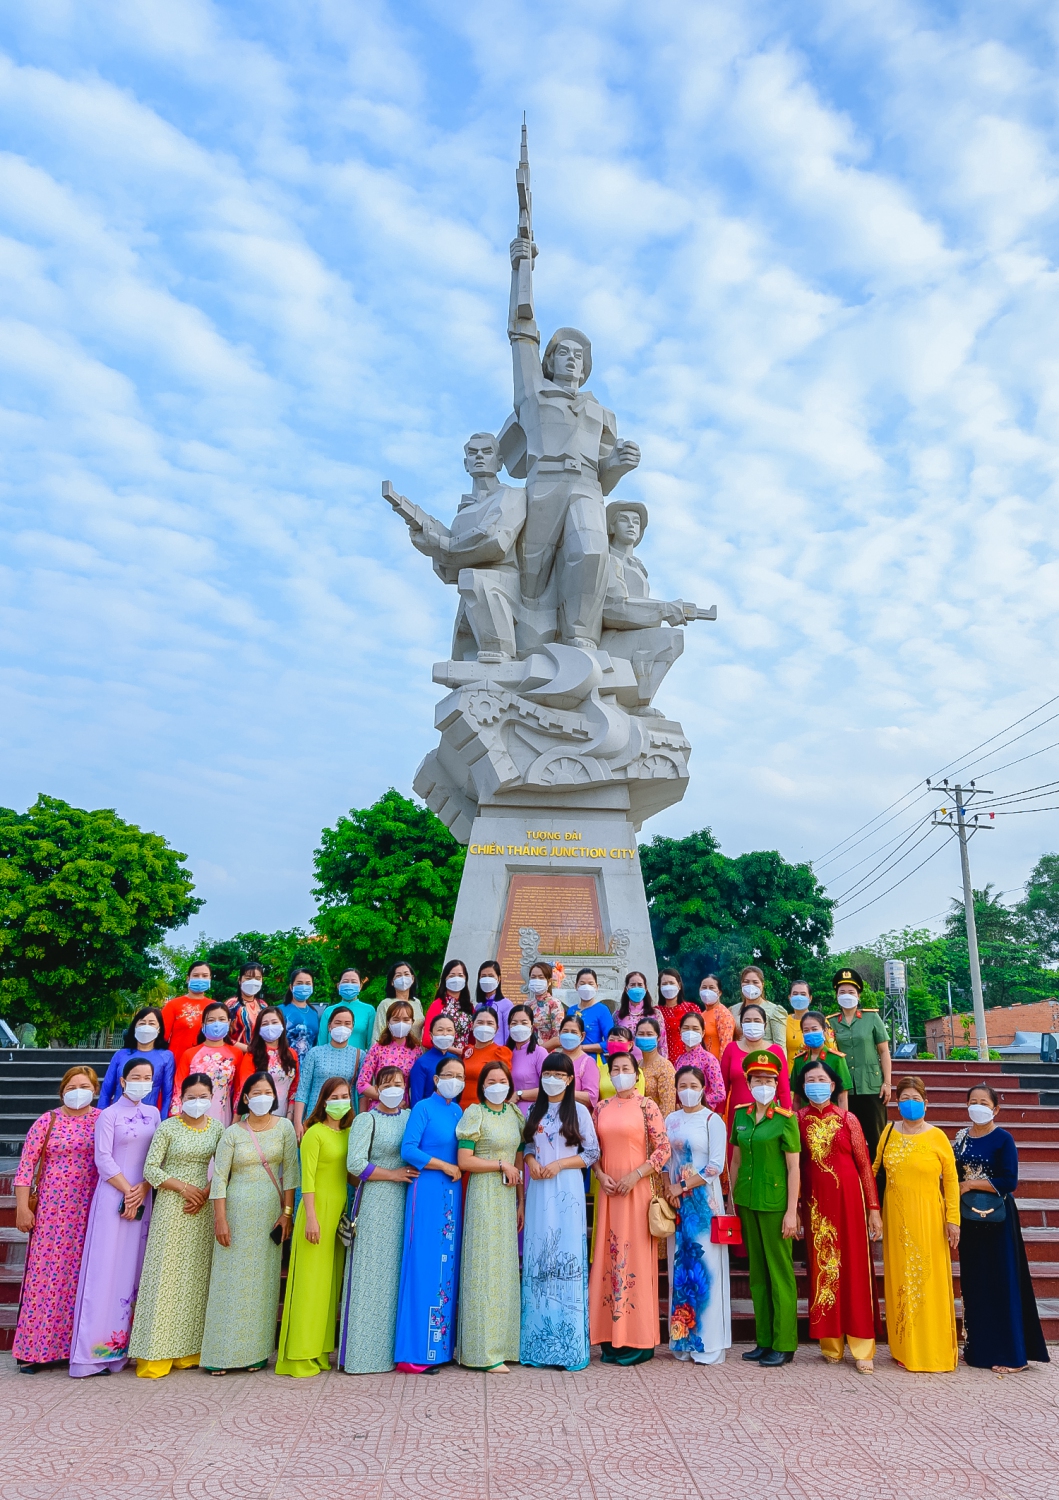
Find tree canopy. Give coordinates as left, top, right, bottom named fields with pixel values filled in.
left=640, top=826, right=834, bottom=1000
left=0, top=794, right=202, bottom=1042
left=161, top=927, right=337, bottom=1005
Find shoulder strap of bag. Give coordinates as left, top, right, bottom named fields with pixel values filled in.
left=28, top=1110, right=58, bottom=1206
left=349, top=1113, right=378, bottom=1218
left=242, top=1122, right=284, bottom=1207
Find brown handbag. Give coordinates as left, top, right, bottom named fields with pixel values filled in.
left=27, top=1110, right=57, bottom=1215
left=639, top=1100, right=677, bottom=1239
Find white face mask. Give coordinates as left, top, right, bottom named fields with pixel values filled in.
left=751, top=1082, right=776, bottom=1105
left=741, top=1021, right=765, bottom=1042
left=124, top=1078, right=153, bottom=1102
left=790, top=994, right=810, bottom=1011
left=483, top=1082, right=510, bottom=1105
left=508, top=1023, right=532, bottom=1044
left=968, top=1103, right=995, bottom=1125
left=612, top=1072, right=636, bottom=1092
left=446, top=976, right=466, bottom=992
left=527, top=977, right=548, bottom=995
left=478, top=975, right=499, bottom=993
left=389, top=1021, right=412, bottom=1038
left=659, top=982, right=680, bottom=1000
left=699, top=989, right=719, bottom=1005
left=680, top=1030, right=702, bottom=1048
left=678, top=1087, right=703, bottom=1109
left=741, top=983, right=762, bottom=1000
left=330, top=1025, right=352, bottom=1044
left=63, top=1088, right=94, bottom=1110
left=260, top=1022, right=283, bottom=1042
left=134, top=1023, right=159, bottom=1044
left=837, top=991, right=859, bottom=1009
left=473, top=1024, right=497, bottom=1043
left=433, top=1033, right=457, bottom=1053
left=393, top=974, right=414, bottom=991
left=241, top=978, right=263, bottom=996
left=435, top=1076, right=463, bottom=1100
left=247, top=1094, right=273, bottom=1116
left=379, top=1085, right=406, bottom=1109
left=576, top=983, right=596, bottom=1001
left=182, top=1096, right=211, bottom=1118
left=541, top=1074, right=569, bottom=1097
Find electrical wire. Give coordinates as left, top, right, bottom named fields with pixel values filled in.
left=832, top=836, right=952, bottom=923
left=831, top=819, right=937, bottom=906
left=823, top=807, right=937, bottom=887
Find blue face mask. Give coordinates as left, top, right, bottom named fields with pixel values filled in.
left=338, top=982, right=361, bottom=1000
left=291, top=983, right=313, bottom=1002
left=188, top=976, right=210, bottom=994
left=637, top=1035, right=658, bottom=1052
left=899, top=1097, right=926, bottom=1121
left=203, top=1020, right=229, bottom=1041
left=626, top=986, right=646, bottom=1004
left=804, top=1080, right=832, bottom=1105
left=802, top=1030, right=825, bottom=1050
left=559, top=1032, right=581, bottom=1050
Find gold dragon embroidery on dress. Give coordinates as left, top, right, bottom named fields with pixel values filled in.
left=809, top=1202, right=840, bottom=1314
left=803, top=1111, right=842, bottom=1186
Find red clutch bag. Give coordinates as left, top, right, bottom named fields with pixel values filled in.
left=710, top=1214, right=742, bottom=1246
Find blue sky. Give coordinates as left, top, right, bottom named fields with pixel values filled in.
left=3, top=0, right=1059, bottom=947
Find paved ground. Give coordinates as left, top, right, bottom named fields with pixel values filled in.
left=3, top=1345, right=1058, bottom=1500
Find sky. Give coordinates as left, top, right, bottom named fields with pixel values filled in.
left=2, top=0, right=1059, bottom=948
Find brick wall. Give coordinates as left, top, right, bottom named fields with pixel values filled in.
left=926, top=999, right=1059, bottom=1049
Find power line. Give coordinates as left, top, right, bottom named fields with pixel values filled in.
left=833, top=837, right=951, bottom=923
left=832, top=820, right=936, bottom=907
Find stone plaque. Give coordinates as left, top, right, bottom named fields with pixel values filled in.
left=497, top=874, right=604, bottom=993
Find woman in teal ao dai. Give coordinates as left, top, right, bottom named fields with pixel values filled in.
left=663, top=1064, right=731, bottom=1364
left=519, top=1052, right=599, bottom=1370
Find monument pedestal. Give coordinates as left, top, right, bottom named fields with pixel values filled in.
left=445, top=808, right=656, bottom=1008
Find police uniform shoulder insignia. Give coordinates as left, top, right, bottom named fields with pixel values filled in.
left=773, top=1105, right=794, bottom=1117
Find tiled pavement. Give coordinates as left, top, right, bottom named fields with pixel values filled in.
left=3, top=1346, right=1058, bottom=1500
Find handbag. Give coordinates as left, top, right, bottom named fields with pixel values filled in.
left=638, top=1100, right=677, bottom=1239
left=874, top=1122, right=895, bottom=1206
left=343, top=1115, right=378, bottom=1245
left=960, top=1189, right=1006, bottom=1224
left=27, top=1110, right=57, bottom=1215
left=242, top=1123, right=287, bottom=1243
left=710, top=1214, right=743, bottom=1246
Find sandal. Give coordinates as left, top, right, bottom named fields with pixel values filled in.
left=854, top=1359, right=874, bottom=1373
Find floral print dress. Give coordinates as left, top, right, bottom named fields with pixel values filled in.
left=664, top=1108, right=731, bottom=1363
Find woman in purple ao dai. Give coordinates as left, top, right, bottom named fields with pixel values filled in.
left=69, top=1058, right=161, bottom=1376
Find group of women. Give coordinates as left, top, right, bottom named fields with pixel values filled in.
left=11, top=957, right=1049, bottom=1379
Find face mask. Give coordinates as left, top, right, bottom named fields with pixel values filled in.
left=182, top=1096, right=211, bottom=1118
left=899, top=1098, right=926, bottom=1121
left=837, top=992, right=858, bottom=1009
left=790, top=994, right=810, bottom=1011
left=247, top=1094, right=273, bottom=1116
left=478, top=974, right=499, bottom=993
left=134, top=1023, right=159, bottom=1044
left=187, top=976, right=210, bottom=994
left=260, top=1022, right=284, bottom=1042
left=124, top=1078, right=153, bottom=1102
left=390, top=1021, right=412, bottom=1038
left=541, top=1074, right=569, bottom=1097
left=203, top=1020, right=229, bottom=1041
left=508, top=1024, right=532, bottom=1044
left=559, top=1032, right=581, bottom=1050
left=741, top=1021, right=765, bottom=1042
left=659, top=983, right=680, bottom=1000
left=626, top=986, right=646, bottom=1004
left=483, top=1082, right=509, bottom=1105
left=393, top=974, right=414, bottom=991
left=241, top=979, right=263, bottom=996
left=433, top=1033, right=457, bottom=1053
left=379, top=1085, right=406, bottom=1109
left=750, top=1083, right=776, bottom=1105
left=637, top=1035, right=658, bottom=1052
left=576, top=983, right=596, bottom=1002
left=968, top=1103, right=995, bottom=1125
left=330, top=1025, right=352, bottom=1044
left=473, top=1024, right=497, bottom=1044
left=804, top=1080, right=832, bottom=1106
left=699, top=989, right=719, bottom=1005
left=338, top=982, right=361, bottom=1000
left=741, top=983, right=762, bottom=1000
left=436, top=1076, right=464, bottom=1100
left=678, top=1087, right=703, bottom=1108
left=291, top=984, right=313, bottom=1002
left=528, top=977, right=548, bottom=995
left=802, top=1030, right=824, bottom=1050
left=612, top=1072, right=636, bottom=1092
left=681, top=1030, right=702, bottom=1049
left=325, top=1098, right=351, bottom=1118
left=446, top=976, right=466, bottom=992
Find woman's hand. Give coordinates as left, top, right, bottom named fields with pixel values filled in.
left=213, top=1206, right=231, bottom=1247
left=304, top=1211, right=321, bottom=1245
left=275, top=1212, right=293, bottom=1243
left=794, top=1213, right=804, bottom=1240
left=527, top=1156, right=544, bottom=1180
left=15, top=1203, right=35, bottom=1235
left=616, top=1169, right=643, bottom=1196
left=959, top=1177, right=998, bottom=1194
left=517, top=1195, right=525, bottom=1233
left=781, top=1208, right=799, bottom=1239
left=664, top=1181, right=682, bottom=1206
left=180, top=1182, right=209, bottom=1215
left=596, top=1169, right=618, bottom=1195
left=947, top=1222, right=960, bottom=1250
left=440, top=1161, right=461, bottom=1183
left=500, top=1161, right=520, bottom=1188
left=867, top=1209, right=883, bottom=1241
left=538, top=1160, right=563, bottom=1181
left=680, top=1166, right=706, bottom=1191
left=121, top=1182, right=147, bottom=1219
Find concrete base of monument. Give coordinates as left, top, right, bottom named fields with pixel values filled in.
left=445, top=809, right=657, bottom=1009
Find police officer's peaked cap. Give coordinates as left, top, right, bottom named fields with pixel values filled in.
left=832, top=968, right=864, bottom=993
left=742, top=1049, right=781, bottom=1077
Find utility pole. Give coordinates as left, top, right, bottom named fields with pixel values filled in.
left=930, top=780, right=993, bottom=1063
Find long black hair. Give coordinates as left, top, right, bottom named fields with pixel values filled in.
left=122, top=1005, right=169, bottom=1051
left=476, top=960, right=503, bottom=1008
left=616, top=970, right=656, bottom=1023
left=507, top=1003, right=539, bottom=1054
left=235, top=1070, right=278, bottom=1116
left=248, top=1007, right=298, bottom=1078
left=385, top=960, right=418, bottom=1001
left=523, top=1051, right=583, bottom=1149
left=435, top=958, right=473, bottom=1016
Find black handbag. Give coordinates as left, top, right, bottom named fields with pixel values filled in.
left=960, top=1189, right=1006, bottom=1224
left=874, top=1122, right=894, bottom=1205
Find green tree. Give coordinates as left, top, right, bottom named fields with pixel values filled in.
left=312, top=789, right=465, bottom=1005
left=832, top=927, right=953, bottom=1036
left=639, top=827, right=834, bottom=1001
left=944, top=885, right=1051, bottom=1010
left=161, top=928, right=340, bottom=1004
left=0, top=794, right=202, bottom=1043
left=1019, top=853, right=1059, bottom=964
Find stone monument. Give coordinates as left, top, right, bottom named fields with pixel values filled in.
left=384, top=127, right=715, bottom=1003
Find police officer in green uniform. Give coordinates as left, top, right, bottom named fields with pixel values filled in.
left=790, top=1009, right=853, bottom=1107
left=729, top=1050, right=801, bottom=1367
left=827, top=968, right=892, bottom=1164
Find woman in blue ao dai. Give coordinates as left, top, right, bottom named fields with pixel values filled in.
left=663, top=1063, right=731, bottom=1364
left=520, top=1051, right=599, bottom=1370
left=394, top=1053, right=466, bottom=1371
